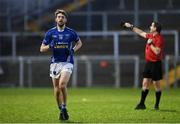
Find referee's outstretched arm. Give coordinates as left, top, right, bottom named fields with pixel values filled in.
left=123, top=22, right=147, bottom=38
left=122, top=22, right=161, bottom=55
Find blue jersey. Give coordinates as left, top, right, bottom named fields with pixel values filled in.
left=42, top=26, right=79, bottom=64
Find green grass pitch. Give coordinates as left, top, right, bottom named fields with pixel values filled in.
left=0, top=88, right=180, bottom=123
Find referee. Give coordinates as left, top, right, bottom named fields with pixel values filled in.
left=123, top=21, right=164, bottom=110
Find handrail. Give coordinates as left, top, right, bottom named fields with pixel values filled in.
left=0, top=30, right=179, bottom=58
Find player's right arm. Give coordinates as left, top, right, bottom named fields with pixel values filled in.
left=40, top=30, right=52, bottom=53
left=124, top=22, right=147, bottom=38
left=40, top=43, right=50, bottom=52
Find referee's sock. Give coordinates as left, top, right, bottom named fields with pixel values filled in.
left=155, top=90, right=161, bottom=107
left=139, top=89, right=149, bottom=105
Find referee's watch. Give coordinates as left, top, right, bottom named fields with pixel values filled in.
left=147, top=39, right=153, bottom=45
left=130, top=25, right=134, bottom=30
left=148, top=42, right=153, bottom=45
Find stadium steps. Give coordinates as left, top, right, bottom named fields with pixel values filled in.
left=27, top=0, right=93, bottom=32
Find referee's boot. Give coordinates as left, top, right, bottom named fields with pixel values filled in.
left=135, top=103, right=146, bottom=110
left=59, top=108, right=69, bottom=120
left=154, top=104, right=159, bottom=110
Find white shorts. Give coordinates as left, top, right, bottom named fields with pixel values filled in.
left=50, top=62, right=73, bottom=79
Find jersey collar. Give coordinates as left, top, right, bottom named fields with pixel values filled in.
left=57, top=25, right=66, bottom=32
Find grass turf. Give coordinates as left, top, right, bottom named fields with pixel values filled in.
left=0, top=88, right=180, bottom=123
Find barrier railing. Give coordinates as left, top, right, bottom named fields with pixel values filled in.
left=0, top=30, right=179, bottom=58
left=0, top=55, right=179, bottom=88
left=0, top=55, right=140, bottom=88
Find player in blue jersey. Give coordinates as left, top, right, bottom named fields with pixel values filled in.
left=40, top=9, right=82, bottom=120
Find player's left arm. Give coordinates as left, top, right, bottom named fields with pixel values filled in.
left=73, top=39, right=82, bottom=52
left=149, top=44, right=161, bottom=55
left=148, top=39, right=161, bottom=55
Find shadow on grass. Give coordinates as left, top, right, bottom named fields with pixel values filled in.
left=150, top=109, right=178, bottom=113
left=159, top=109, right=177, bottom=113
left=60, top=120, right=83, bottom=123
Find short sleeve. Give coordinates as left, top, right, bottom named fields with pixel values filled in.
left=155, top=37, right=164, bottom=48
left=72, top=31, right=80, bottom=42
left=146, top=33, right=151, bottom=39
left=42, top=31, right=51, bottom=45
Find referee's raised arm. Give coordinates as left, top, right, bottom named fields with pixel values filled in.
left=121, top=22, right=147, bottom=38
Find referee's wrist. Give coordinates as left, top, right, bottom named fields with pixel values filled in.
left=130, top=25, right=134, bottom=30
left=148, top=42, right=153, bottom=46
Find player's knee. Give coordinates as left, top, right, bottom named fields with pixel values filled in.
left=59, top=81, right=67, bottom=89
left=54, top=86, right=60, bottom=92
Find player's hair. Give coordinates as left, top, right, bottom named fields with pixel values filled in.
left=55, top=9, right=68, bottom=18
left=153, top=21, right=162, bottom=33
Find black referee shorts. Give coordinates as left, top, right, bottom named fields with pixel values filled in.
left=143, top=61, right=163, bottom=81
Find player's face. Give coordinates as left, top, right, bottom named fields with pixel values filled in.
left=55, top=13, right=67, bottom=27
left=149, top=22, right=156, bottom=33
